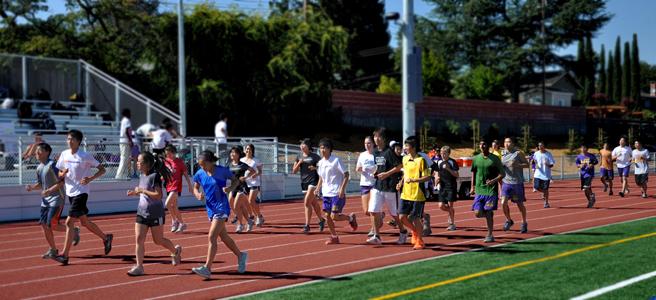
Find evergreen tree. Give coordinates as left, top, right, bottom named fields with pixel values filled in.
left=607, top=51, right=614, bottom=100
left=613, top=37, right=622, bottom=102
left=584, top=35, right=595, bottom=104
left=622, top=41, right=631, bottom=100
left=599, top=45, right=606, bottom=95
left=631, top=33, right=641, bottom=103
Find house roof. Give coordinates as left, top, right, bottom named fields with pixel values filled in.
left=521, top=71, right=582, bottom=91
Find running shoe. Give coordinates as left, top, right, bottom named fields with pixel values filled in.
left=325, top=236, right=340, bottom=245
left=484, top=236, right=495, bottom=243
left=544, top=202, right=550, bottom=208
left=238, top=252, right=248, bottom=274
left=447, top=224, right=457, bottom=231
left=587, top=194, right=596, bottom=208
left=367, top=228, right=375, bottom=238
left=619, top=192, right=624, bottom=197
left=397, top=231, right=408, bottom=245
left=503, top=220, right=514, bottom=232
left=192, top=265, right=211, bottom=279
left=175, top=223, right=187, bottom=233
left=172, top=245, right=182, bottom=266
left=247, top=218, right=254, bottom=232
left=422, top=214, right=432, bottom=236
left=73, top=226, right=81, bottom=246
left=642, top=193, right=648, bottom=199
left=413, top=239, right=425, bottom=250
left=318, top=219, right=326, bottom=232
left=520, top=223, right=528, bottom=234
left=104, top=234, right=113, bottom=255
left=256, top=215, right=264, bottom=227
left=42, top=248, right=58, bottom=259
left=366, top=236, right=382, bottom=245
left=603, top=184, right=608, bottom=192
left=235, top=224, right=243, bottom=233
left=230, top=216, right=238, bottom=224
left=302, top=224, right=310, bottom=234
left=609, top=191, right=613, bottom=196
left=348, top=213, right=358, bottom=231
left=127, top=265, right=144, bottom=276
left=171, top=221, right=179, bottom=233
left=51, top=255, right=69, bottom=265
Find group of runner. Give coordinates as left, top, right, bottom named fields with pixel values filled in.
left=25, top=128, right=650, bottom=278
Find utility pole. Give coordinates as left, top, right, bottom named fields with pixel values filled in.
left=541, top=0, right=546, bottom=106
left=178, top=0, right=187, bottom=136
left=402, top=0, right=421, bottom=141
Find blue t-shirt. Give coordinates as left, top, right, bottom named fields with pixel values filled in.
left=576, top=153, right=598, bottom=178
left=193, top=165, right=234, bottom=220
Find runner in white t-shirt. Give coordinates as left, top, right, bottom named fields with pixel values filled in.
left=612, top=137, right=633, bottom=197
left=632, top=141, right=650, bottom=198
left=356, top=136, right=376, bottom=216
left=150, top=123, right=173, bottom=156
left=532, top=142, right=556, bottom=208
left=241, top=144, right=265, bottom=228
left=51, top=130, right=113, bottom=265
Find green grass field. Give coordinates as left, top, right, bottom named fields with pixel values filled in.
left=239, top=217, right=656, bottom=300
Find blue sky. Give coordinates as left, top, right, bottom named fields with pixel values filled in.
left=42, top=0, right=655, bottom=64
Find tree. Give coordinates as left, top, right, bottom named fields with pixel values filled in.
left=631, top=33, right=641, bottom=103
left=613, top=36, right=622, bottom=102
left=640, top=62, right=656, bottom=94
left=599, top=44, right=606, bottom=95
left=452, top=65, right=504, bottom=101
left=584, top=35, right=595, bottom=105
left=622, top=41, right=631, bottom=101
left=422, top=48, right=452, bottom=96
left=376, top=75, right=401, bottom=94
left=607, top=50, right=614, bottom=99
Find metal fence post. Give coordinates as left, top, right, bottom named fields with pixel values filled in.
left=147, top=100, right=152, bottom=124
left=21, top=56, right=28, bottom=100
left=76, top=60, right=82, bottom=97
left=84, top=64, right=91, bottom=112
left=18, top=137, right=23, bottom=185
left=284, top=144, right=288, bottom=174
left=560, top=155, right=565, bottom=180
left=114, top=83, right=121, bottom=122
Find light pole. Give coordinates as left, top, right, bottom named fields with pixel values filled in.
left=401, top=0, right=416, bottom=141
left=178, top=0, right=187, bottom=136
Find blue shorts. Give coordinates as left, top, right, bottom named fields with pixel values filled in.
left=472, top=195, right=498, bottom=211
left=39, top=206, right=63, bottom=227
left=360, top=185, right=373, bottom=195
left=618, top=167, right=630, bottom=177
left=534, top=178, right=550, bottom=191
left=501, top=183, right=525, bottom=203
left=322, top=196, right=346, bottom=214
left=600, top=168, right=614, bottom=180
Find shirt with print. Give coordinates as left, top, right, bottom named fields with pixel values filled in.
left=471, top=153, right=505, bottom=196
left=432, top=157, right=459, bottom=190
left=612, top=146, right=633, bottom=168
left=164, top=157, right=187, bottom=193
left=400, top=155, right=429, bottom=201
left=373, top=147, right=402, bottom=192
left=576, top=153, right=598, bottom=178
left=229, top=161, right=250, bottom=191
left=502, top=149, right=528, bottom=185
left=193, top=166, right=233, bottom=219
left=599, top=149, right=613, bottom=169
left=241, top=157, right=263, bottom=187
left=36, top=159, right=65, bottom=207
left=137, top=173, right=164, bottom=219
left=317, top=155, right=347, bottom=197
left=533, top=151, right=556, bottom=180
left=632, top=149, right=650, bottom=175
left=356, top=151, right=376, bottom=187
left=56, top=149, right=100, bottom=197
left=297, top=152, right=321, bottom=186
left=150, top=129, right=172, bottom=150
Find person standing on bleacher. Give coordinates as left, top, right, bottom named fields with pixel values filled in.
left=115, top=109, right=134, bottom=179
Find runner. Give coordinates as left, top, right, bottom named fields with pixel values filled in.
left=612, top=137, right=633, bottom=197
left=292, top=139, right=326, bottom=234
left=227, top=147, right=256, bottom=233
left=533, top=142, right=556, bottom=208
left=433, top=146, right=459, bottom=231
left=576, top=144, right=598, bottom=208
left=368, top=128, right=406, bottom=245
left=51, top=130, right=113, bottom=265
left=491, top=140, right=503, bottom=159
left=191, top=150, right=248, bottom=279
left=315, top=138, right=357, bottom=245
left=397, top=136, right=431, bottom=250
left=500, top=138, right=530, bottom=233
left=150, top=122, right=173, bottom=157
left=356, top=136, right=376, bottom=234
left=126, top=151, right=182, bottom=276
left=599, top=142, right=615, bottom=196
left=163, top=145, right=193, bottom=233
left=632, top=141, right=649, bottom=198
left=470, top=140, right=505, bottom=243
left=25, top=142, right=75, bottom=259
left=241, top=144, right=265, bottom=227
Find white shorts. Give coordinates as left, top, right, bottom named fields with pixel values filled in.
left=369, top=189, right=398, bottom=216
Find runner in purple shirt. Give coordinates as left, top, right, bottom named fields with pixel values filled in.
left=576, top=145, right=598, bottom=208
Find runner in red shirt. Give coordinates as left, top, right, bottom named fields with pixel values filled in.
left=164, top=145, right=193, bottom=233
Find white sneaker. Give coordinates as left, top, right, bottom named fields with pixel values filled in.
left=171, top=245, right=182, bottom=266
left=366, top=236, right=382, bottom=245
left=175, top=223, right=187, bottom=233
left=127, top=265, right=144, bottom=276
left=235, top=224, right=243, bottom=233
left=170, top=221, right=179, bottom=233
left=397, top=231, right=408, bottom=245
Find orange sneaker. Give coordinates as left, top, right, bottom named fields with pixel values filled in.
left=411, top=231, right=418, bottom=245
left=413, top=238, right=425, bottom=250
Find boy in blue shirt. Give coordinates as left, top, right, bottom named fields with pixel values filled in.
left=576, top=144, right=598, bottom=208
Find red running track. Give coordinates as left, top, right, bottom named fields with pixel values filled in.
left=0, top=179, right=654, bottom=299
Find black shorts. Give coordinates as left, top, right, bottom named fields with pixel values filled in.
left=534, top=179, right=550, bottom=191
left=301, top=181, right=319, bottom=192
left=39, top=206, right=63, bottom=227
left=136, top=215, right=165, bottom=227
left=438, top=187, right=458, bottom=204
left=153, top=148, right=165, bottom=156
left=230, top=185, right=248, bottom=198
left=68, top=193, right=89, bottom=218
left=580, top=176, right=593, bottom=189
left=245, top=186, right=260, bottom=194
left=399, top=200, right=425, bottom=220
left=635, top=174, right=649, bottom=185
left=167, top=190, right=182, bottom=197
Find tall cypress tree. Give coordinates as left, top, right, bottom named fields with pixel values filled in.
left=607, top=51, right=614, bottom=100
left=576, top=38, right=586, bottom=79
left=584, top=35, right=595, bottom=104
left=599, top=45, right=606, bottom=96
left=622, top=41, right=631, bottom=100
left=613, top=37, right=622, bottom=102
left=631, top=33, right=641, bottom=103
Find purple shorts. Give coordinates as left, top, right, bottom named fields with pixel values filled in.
left=501, top=183, right=525, bottom=203
left=322, top=196, right=346, bottom=214
left=472, top=195, right=498, bottom=212
left=360, top=185, right=374, bottom=195
left=618, top=167, right=630, bottom=177
left=600, top=168, right=614, bottom=180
